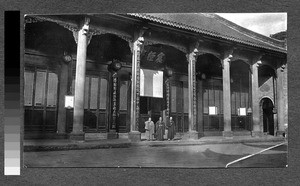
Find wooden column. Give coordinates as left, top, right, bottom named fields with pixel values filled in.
left=283, top=64, right=288, bottom=131
left=70, top=18, right=90, bottom=140
left=56, top=62, right=69, bottom=135
left=222, top=53, right=233, bottom=137
left=197, top=79, right=204, bottom=137
left=165, top=77, right=171, bottom=118
left=108, top=61, right=122, bottom=139
left=186, top=47, right=199, bottom=139
left=251, top=59, right=263, bottom=137
left=164, top=69, right=173, bottom=128
left=276, top=65, right=286, bottom=135
left=128, top=30, right=144, bottom=142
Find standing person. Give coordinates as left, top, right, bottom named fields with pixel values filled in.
left=167, top=117, right=176, bottom=140
left=155, top=117, right=165, bottom=141
left=144, top=117, right=155, bottom=141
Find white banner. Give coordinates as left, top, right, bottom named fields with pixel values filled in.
left=65, top=95, right=74, bottom=108
left=140, top=69, right=163, bottom=98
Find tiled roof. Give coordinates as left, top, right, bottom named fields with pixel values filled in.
left=128, top=13, right=287, bottom=53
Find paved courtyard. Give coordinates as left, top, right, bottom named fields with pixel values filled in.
left=24, top=141, right=287, bottom=168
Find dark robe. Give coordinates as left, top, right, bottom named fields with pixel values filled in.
left=167, top=120, right=175, bottom=140
left=155, top=120, right=165, bottom=141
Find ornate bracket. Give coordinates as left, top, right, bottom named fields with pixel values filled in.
left=249, top=53, right=264, bottom=74
left=220, top=47, right=234, bottom=69
left=129, top=29, right=146, bottom=54
left=186, top=48, right=199, bottom=63
left=72, top=31, right=93, bottom=45
left=72, top=17, right=93, bottom=45
left=25, top=15, right=79, bottom=33
left=252, top=53, right=264, bottom=64
left=90, top=28, right=132, bottom=51
left=281, top=64, right=286, bottom=72
left=136, top=36, right=144, bottom=47
left=24, top=16, right=43, bottom=24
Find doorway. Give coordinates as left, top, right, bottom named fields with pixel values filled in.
left=261, top=98, right=275, bottom=135
left=139, top=97, right=164, bottom=132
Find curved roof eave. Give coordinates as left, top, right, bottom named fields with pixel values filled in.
left=127, top=13, right=287, bottom=54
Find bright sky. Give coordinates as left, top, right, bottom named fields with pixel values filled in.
left=216, top=13, right=287, bottom=37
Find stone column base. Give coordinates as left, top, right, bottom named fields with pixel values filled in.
left=128, top=131, right=141, bottom=142
left=198, top=132, right=205, bottom=138
left=69, top=132, right=85, bottom=140
left=251, top=131, right=263, bottom=137
left=276, top=131, right=285, bottom=137
left=85, top=133, right=107, bottom=140
left=222, top=131, right=233, bottom=138
left=55, top=133, right=68, bottom=139
left=107, top=130, right=119, bottom=139
left=182, top=131, right=199, bottom=140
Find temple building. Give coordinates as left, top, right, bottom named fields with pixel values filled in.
left=23, top=13, right=287, bottom=141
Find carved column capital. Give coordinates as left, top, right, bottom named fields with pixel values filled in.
left=220, top=47, right=234, bottom=69
left=280, top=64, right=286, bottom=72
left=186, top=48, right=200, bottom=63
left=72, top=31, right=93, bottom=45
left=221, top=48, right=234, bottom=60
left=248, top=54, right=264, bottom=74
left=130, top=29, right=145, bottom=53
left=252, top=53, right=264, bottom=63
left=72, top=18, right=93, bottom=45
left=81, top=17, right=90, bottom=35
left=136, top=36, right=144, bottom=47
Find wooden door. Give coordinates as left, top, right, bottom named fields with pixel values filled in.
left=202, top=79, right=224, bottom=132
left=118, top=80, right=131, bottom=133
left=170, top=81, right=188, bottom=133
left=67, top=72, right=109, bottom=133
left=24, top=68, right=58, bottom=133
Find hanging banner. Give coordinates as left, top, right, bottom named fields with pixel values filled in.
left=140, top=69, right=163, bottom=98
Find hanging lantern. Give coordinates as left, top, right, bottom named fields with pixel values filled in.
left=62, top=53, right=72, bottom=64
left=165, top=68, right=173, bottom=77
left=109, top=59, right=122, bottom=72
left=247, top=107, right=252, bottom=114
